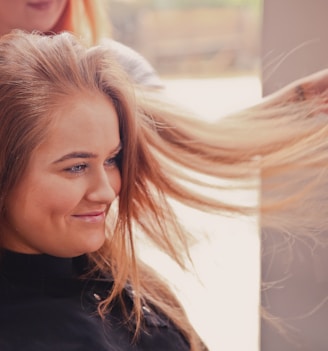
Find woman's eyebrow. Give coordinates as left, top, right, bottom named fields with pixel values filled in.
left=52, top=142, right=122, bottom=164
left=52, top=152, right=97, bottom=164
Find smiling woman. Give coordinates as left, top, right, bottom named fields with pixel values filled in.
left=0, top=30, right=204, bottom=351
left=2, top=30, right=328, bottom=351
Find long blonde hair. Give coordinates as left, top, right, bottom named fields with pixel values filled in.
left=0, top=30, right=327, bottom=350
left=51, top=0, right=111, bottom=45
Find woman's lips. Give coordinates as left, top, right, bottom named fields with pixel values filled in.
left=27, top=1, right=53, bottom=11
left=72, top=211, right=106, bottom=223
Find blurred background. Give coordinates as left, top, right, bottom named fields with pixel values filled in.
left=108, top=0, right=262, bottom=117
left=108, top=1, right=262, bottom=351
left=109, top=0, right=260, bottom=78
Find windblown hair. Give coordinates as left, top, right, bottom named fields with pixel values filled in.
left=51, top=0, right=111, bottom=45
left=0, top=31, right=328, bottom=350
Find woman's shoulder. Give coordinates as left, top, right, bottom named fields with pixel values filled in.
left=100, top=38, right=163, bottom=89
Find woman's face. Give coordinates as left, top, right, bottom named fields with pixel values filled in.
left=1, top=93, right=122, bottom=257
left=0, top=0, right=68, bottom=36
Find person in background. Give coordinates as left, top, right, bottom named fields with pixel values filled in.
left=0, top=0, right=162, bottom=88
left=0, top=0, right=108, bottom=43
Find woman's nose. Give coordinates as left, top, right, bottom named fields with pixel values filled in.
left=86, top=170, right=119, bottom=204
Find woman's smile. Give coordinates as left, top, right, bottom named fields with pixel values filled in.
left=72, top=210, right=107, bottom=223
left=27, top=1, right=54, bottom=11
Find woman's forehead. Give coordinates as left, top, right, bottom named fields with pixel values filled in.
left=31, top=93, right=120, bottom=161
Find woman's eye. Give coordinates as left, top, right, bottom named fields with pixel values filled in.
left=64, top=163, right=88, bottom=173
left=105, top=152, right=122, bottom=168
left=105, top=157, right=118, bottom=167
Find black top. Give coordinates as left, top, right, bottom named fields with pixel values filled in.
left=0, top=251, right=190, bottom=351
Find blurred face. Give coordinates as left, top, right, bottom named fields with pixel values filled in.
left=0, top=0, right=68, bottom=36
left=1, top=93, right=122, bottom=257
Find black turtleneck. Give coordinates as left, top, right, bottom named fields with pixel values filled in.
left=0, top=250, right=84, bottom=278
left=0, top=250, right=90, bottom=298
left=0, top=251, right=190, bottom=351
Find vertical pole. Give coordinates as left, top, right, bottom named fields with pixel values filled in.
left=261, top=1, right=328, bottom=351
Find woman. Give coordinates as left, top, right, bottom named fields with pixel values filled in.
left=0, top=0, right=109, bottom=44
left=0, top=0, right=162, bottom=88
left=0, top=30, right=328, bottom=350
left=0, top=29, right=205, bottom=351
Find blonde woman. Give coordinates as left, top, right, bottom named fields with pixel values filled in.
left=1, top=30, right=328, bottom=350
